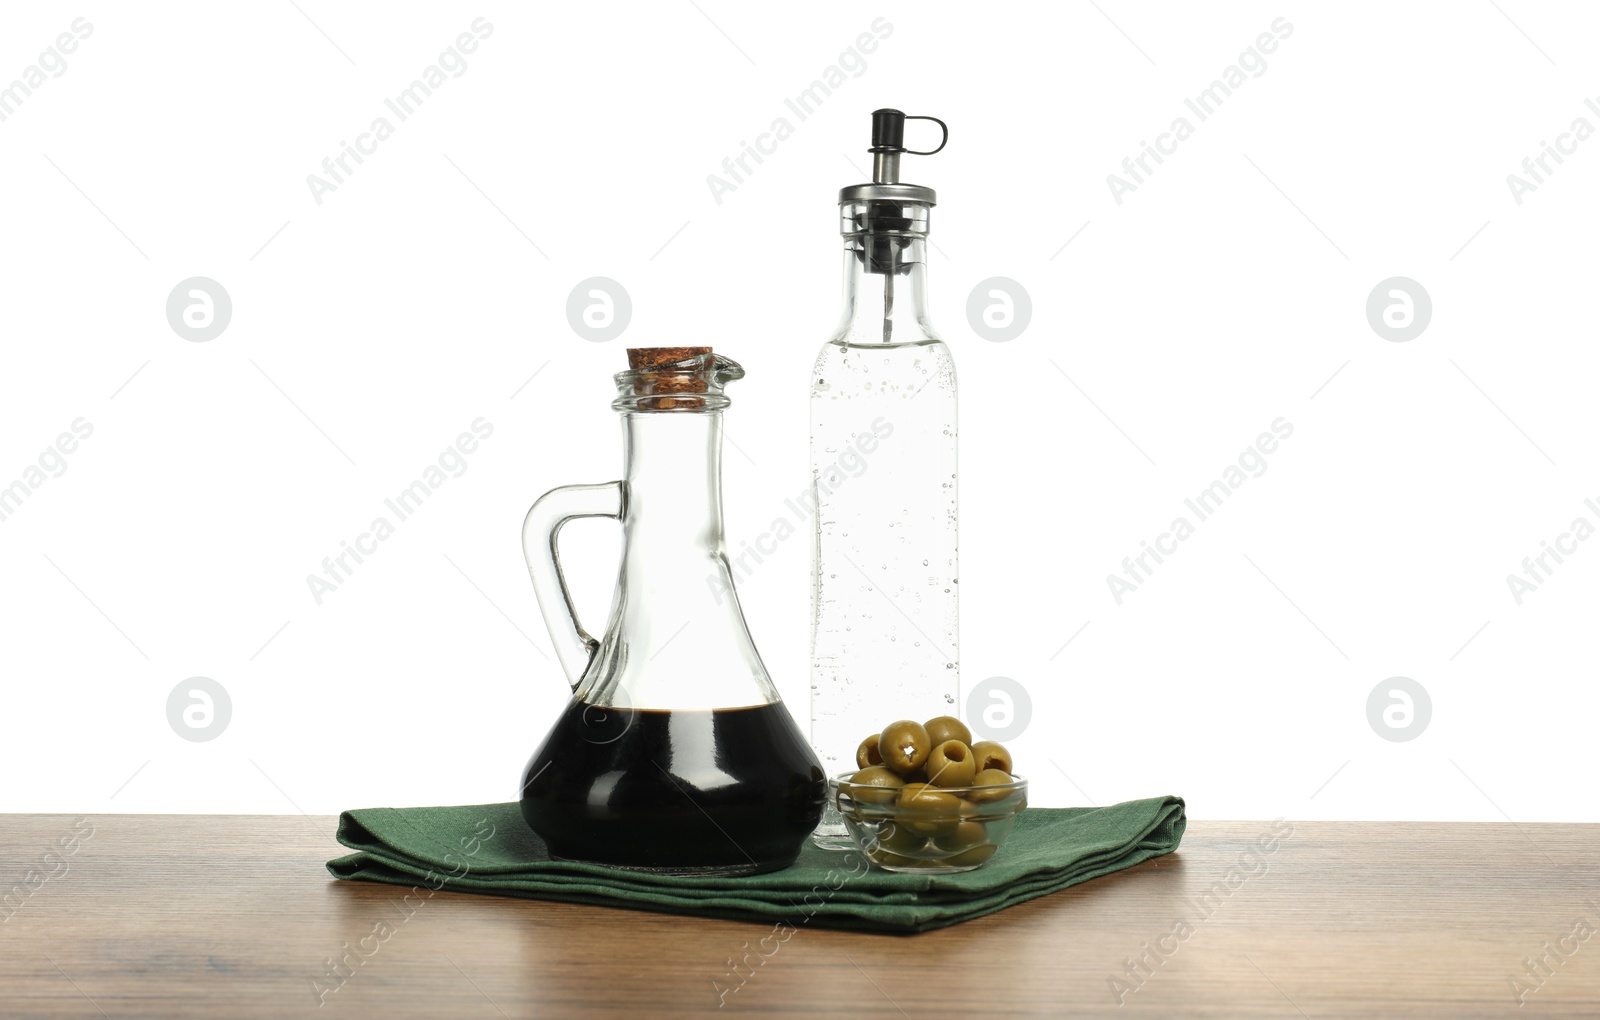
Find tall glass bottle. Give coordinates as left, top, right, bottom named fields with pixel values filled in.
left=810, top=110, right=957, bottom=848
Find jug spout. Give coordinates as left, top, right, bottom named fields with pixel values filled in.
left=613, top=347, right=744, bottom=412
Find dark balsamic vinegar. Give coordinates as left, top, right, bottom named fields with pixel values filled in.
left=519, top=701, right=825, bottom=875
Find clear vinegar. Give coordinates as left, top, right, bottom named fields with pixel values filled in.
left=810, top=337, right=959, bottom=775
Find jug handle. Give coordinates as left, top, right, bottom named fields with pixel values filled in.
left=521, top=481, right=624, bottom=691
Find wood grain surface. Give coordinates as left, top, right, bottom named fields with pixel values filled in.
left=0, top=814, right=1595, bottom=1017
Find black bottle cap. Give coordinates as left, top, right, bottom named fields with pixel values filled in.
left=870, top=108, right=907, bottom=152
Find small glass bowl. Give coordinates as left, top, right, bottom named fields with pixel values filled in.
left=830, top=771, right=1028, bottom=874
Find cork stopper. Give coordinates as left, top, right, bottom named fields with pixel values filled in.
left=626, top=347, right=714, bottom=410
left=628, top=347, right=712, bottom=383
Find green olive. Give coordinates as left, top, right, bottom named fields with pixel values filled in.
left=932, top=820, right=988, bottom=851
left=923, top=715, right=972, bottom=748
left=878, top=720, right=932, bottom=776
left=846, top=766, right=905, bottom=805
left=944, top=843, right=997, bottom=867
left=969, top=768, right=1017, bottom=804
left=876, top=820, right=927, bottom=854
left=898, top=783, right=962, bottom=837
left=924, top=739, right=977, bottom=788
left=856, top=734, right=885, bottom=768
left=970, top=740, right=1013, bottom=775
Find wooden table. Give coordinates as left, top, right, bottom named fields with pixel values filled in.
left=1, top=814, right=1595, bottom=1017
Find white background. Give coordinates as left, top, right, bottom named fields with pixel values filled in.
left=1, top=1, right=1594, bottom=822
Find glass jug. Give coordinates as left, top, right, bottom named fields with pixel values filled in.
left=518, top=348, right=825, bottom=875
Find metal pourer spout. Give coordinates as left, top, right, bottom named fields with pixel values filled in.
left=868, top=108, right=946, bottom=185
left=839, top=108, right=946, bottom=212
left=840, top=109, right=948, bottom=281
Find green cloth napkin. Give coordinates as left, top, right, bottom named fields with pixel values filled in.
left=327, top=796, right=1184, bottom=933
